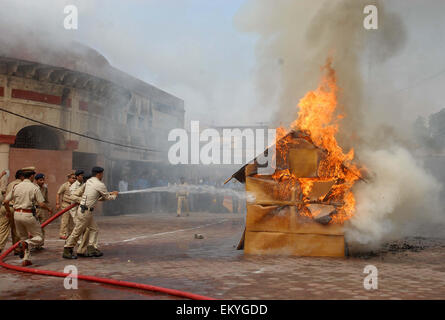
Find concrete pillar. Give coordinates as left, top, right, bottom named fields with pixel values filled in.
left=0, top=135, right=15, bottom=176
left=0, top=144, right=10, bottom=195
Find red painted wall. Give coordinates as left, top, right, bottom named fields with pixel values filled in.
left=8, top=148, right=73, bottom=208
left=11, top=89, right=62, bottom=105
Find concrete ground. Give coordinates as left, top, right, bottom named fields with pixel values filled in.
left=0, top=212, right=445, bottom=300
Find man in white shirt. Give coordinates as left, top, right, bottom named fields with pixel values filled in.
left=118, top=179, right=128, bottom=192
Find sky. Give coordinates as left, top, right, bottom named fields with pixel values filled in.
left=2, top=0, right=445, bottom=131
left=369, top=0, right=445, bottom=130
left=77, top=0, right=260, bottom=126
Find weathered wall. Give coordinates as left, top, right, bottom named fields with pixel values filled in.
left=0, top=73, right=183, bottom=161
left=8, top=148, right=73, bottom=207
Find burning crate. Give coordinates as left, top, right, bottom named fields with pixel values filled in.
left=227, top=61, right=364, bottom=257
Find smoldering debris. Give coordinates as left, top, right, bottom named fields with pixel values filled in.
left=348, top=236, right=445, bottom=259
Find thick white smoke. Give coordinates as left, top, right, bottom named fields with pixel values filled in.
left=346, top=147, right=444, bottom=246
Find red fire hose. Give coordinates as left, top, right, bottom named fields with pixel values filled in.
left=0, top=204, right=215, bottom=300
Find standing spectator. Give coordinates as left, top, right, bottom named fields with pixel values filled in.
left=118, top=177, right=128, bottom=192
left=176, top=177, right=189, bottom=217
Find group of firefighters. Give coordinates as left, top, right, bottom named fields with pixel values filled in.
left=0, top=166, right=118, bottom=266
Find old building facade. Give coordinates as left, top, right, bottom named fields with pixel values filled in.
left=0, top=44, right=184, bottom=209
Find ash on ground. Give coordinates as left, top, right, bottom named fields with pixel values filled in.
left=348, top=236, right=445, bottom=259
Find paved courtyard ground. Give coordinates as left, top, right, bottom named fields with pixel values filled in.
left=1, top=212, right=445, bottom=300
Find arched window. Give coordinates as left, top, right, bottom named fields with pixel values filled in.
left=12, top=125, right=62, bottom=150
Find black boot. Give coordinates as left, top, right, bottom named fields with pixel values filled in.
left=18, top=241, right=27, bottom=259
left=86, top=245, right=103, bottom=257
left=62, top=247, right=77, bottom=259
left=93, top=248, right=103, bottom=257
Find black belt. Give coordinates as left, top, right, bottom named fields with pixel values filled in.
left=80, top=205, right=94, bottom=212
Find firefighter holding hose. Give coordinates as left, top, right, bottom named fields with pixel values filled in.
left=63, top=166, right=118, bottom=259
left=56, top=172, right=76, bottom=240
left=68, top=173, right=99, bottom=257
left=69, top=170, right=85, bottom=224
left=3, top=167, right=53, bottom=266
left=0, top=169, right=23, bottom=255
left=34, top=173, right=51, bottom=249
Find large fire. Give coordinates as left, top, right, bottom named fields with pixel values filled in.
left=270, top=59, right=362, bottom=224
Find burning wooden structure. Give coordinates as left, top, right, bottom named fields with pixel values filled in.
left=227, top=60, right=363, bottom=257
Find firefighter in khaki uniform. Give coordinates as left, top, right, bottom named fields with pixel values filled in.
left=34, top=173, right=51, bottom=249
left=68, top=170, right=84, bottom=225
left=0, top=169, right=10, bottom=253
left=56, top=173, right=76, bottom=239
left=4, top=168, right=52, bottom=266
left=63, top=167, right=118, bottom=259
left=0, top=170, right=7, bottom=201
left=0, top=170, right=24, bottom=254
left=68, top=174, right=99, bottom=257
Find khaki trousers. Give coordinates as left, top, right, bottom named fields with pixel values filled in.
left=65, top=207, right=98, bottom=249
left=72, top=207, right=99, bottom=254
left=14, top=211, right=43, bottom=261
left=76, top=223, right=99, bottom=254
left=70, top=206, right=77, bottom=219
left=36, top=208, right=49, bottom=248
left=59, top=204, right=74, bottom=237
left=0, top=205, right=19, bottom=251
left=177, top=196, right=189, bottom=216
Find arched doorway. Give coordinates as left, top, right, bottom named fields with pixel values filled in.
left=11, top=125, right=62, bottom=150
left=8, top=125, right=72, bottom=208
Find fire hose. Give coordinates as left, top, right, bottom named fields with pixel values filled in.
left=0, top=203, right=215, bottom=300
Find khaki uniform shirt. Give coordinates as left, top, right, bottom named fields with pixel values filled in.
left=80, top=177, right=116, bottom=209
left=70, top=180, right=82, bottom=193
left=57, top=181, right=72, bottom=207
left=37, top=184, right=49, bottom=206
left=0, top=174, right=8, bottom=201
left=5, top=179, right=45, bottom=210
left=2, top=179, right=22, bottom=205
left=70, top=183, right=86, bottom=204
left=176, top=182, right=189, bottom=198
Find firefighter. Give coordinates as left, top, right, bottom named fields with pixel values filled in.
left=63, top=167, right=118, bottom=259
left=69, top=170, right=85, bottom=221
left=34, top=173, right=51, bottom=249
left=56, top=173, right=76, bottom=239
left=0, top=170, right=7, bottom=202
left=3, top=168, right=52, bottom=266
left=176, top=177, right=189, bottom=217
left=0, top=169, right=24, bottom=255
left=68, top=174, right=98, bottom=257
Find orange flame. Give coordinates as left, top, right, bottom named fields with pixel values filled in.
left=272, top=59, right=361, bottom=224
